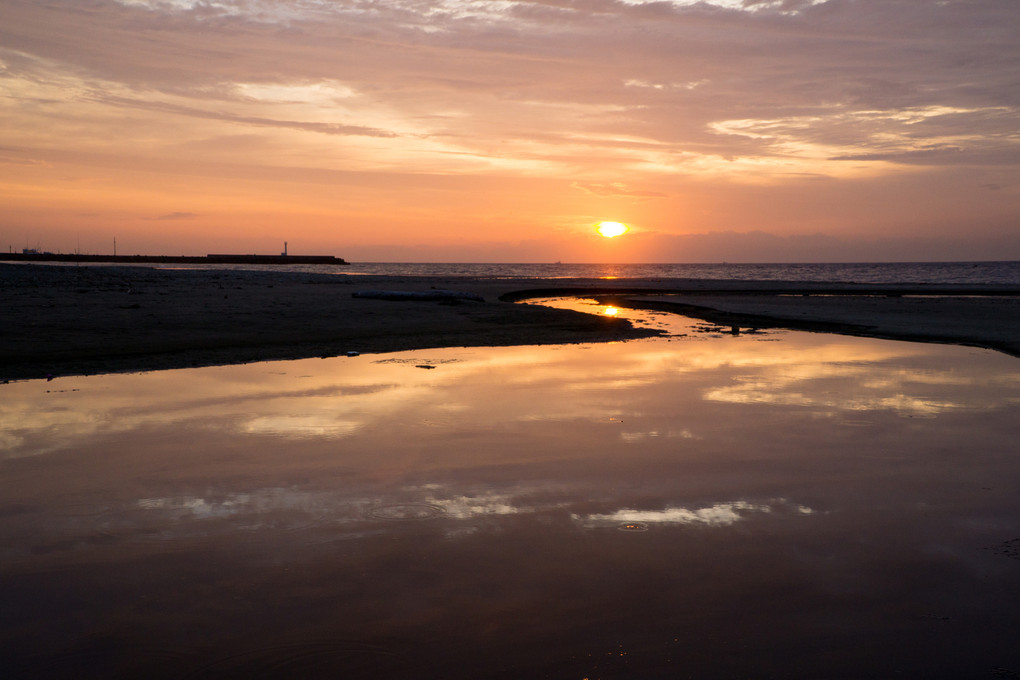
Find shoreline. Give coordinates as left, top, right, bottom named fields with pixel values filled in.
left=2, top=263, right=1018, bottom=381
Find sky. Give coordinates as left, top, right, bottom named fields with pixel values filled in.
left=1, top=0, right=1018, bottom=263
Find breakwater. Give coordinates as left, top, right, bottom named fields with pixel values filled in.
left=3, top=253, right=348, bottom=265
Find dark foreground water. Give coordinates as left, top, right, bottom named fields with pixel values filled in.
left=2, top=305, right=1019, bottom=679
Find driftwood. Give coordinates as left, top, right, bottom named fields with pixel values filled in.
left=352, top=290, right=484, bottom=302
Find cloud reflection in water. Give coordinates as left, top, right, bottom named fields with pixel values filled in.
left=133, top=485, right=814, bottom=542
left=574, top=499, right=815, bottom=529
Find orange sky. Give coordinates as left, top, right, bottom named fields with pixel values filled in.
left=1, top=0, right=1018, bottom=262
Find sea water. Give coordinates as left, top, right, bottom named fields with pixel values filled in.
left=338, top=260, right=1020, bottom=285
left=19, top=260, right=1017, bottom=285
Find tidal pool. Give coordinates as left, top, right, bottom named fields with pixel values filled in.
left=2, top=305, right=1019, bottom=679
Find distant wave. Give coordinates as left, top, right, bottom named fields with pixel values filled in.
left=338, top=261, right=1020, bottom=285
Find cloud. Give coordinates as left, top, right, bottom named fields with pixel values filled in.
left=0, top=154, right=48, bottom=167
left=88, top=93, right=401, bottom=138
left=155, top=211, right=197, bottom=220
left=571, top=182, right=667, bottom=198
left=5, top=1, right=1018, bottom=174
left=1, top=0, right=1017, bottom=258
left=830, top=145, right=1020, bottom=167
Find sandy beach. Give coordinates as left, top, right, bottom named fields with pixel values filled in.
left=2, top=263, right=1018, bottom=380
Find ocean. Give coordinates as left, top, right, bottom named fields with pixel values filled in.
left=339, top=261, right=1020, bottom=285
left=7, top=259, right=1019, bottom=285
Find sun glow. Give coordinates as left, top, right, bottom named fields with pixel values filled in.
left=596, top=221, right=629, bottom=238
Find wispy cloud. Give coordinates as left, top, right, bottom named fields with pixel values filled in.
left=155, top=211, right=197, bottom=220
left=571, top=182, right=667, bottom=198
left=88, top=93, right=401, bottom=138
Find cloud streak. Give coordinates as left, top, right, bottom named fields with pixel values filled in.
left=89, top=93, right=401, bottom=138
left=155, top=211, right=197, bottom=221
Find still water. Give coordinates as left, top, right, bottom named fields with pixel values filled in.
left=2, top=305, right=1019, bottom=679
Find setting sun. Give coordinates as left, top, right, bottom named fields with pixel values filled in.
left=596, top=222, right=629, bottom=238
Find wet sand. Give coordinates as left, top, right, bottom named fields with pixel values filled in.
left=2, top=263, right=1018, bottom=380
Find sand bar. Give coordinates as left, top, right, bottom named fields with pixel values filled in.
left=2, top=263, right=1018, bottom=380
